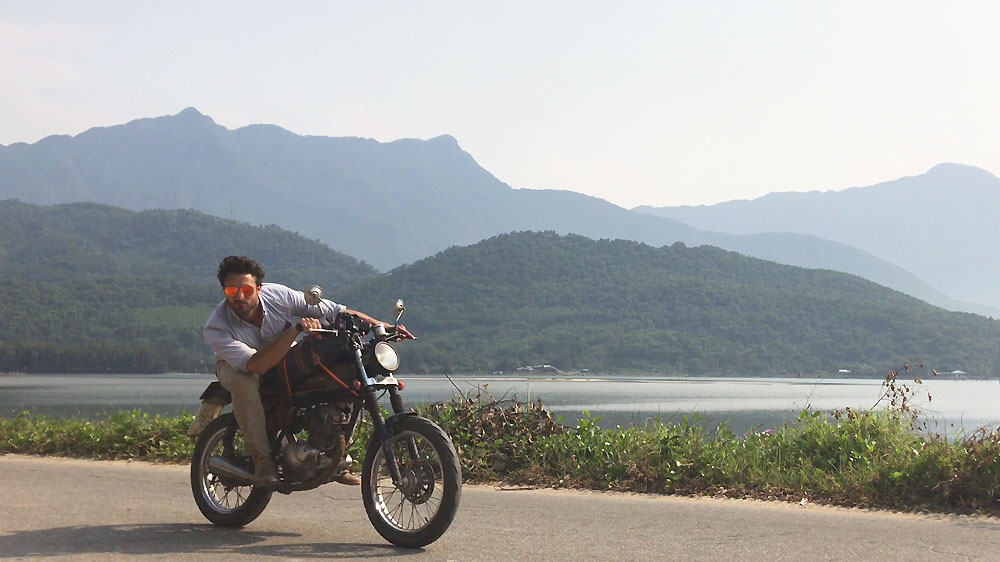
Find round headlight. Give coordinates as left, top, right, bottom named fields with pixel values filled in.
left=373, top=342, right=399, bottom=371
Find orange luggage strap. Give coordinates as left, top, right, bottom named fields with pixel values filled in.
left=310, top=348, right=359, bottom=397
left=280, top=360, right=292, bottom=396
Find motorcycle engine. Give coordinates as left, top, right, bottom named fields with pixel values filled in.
left=280, top=440, right=323, bottom=481
left=306, top=402, right=351, bottom=450
left=279, top=402, right=351, bottom=482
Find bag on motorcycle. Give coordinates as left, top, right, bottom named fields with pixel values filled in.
left=263, top=335, right=354, bottom=394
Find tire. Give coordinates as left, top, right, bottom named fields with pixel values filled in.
left=190, top=413, right=273, bottom=527
left=361, top=415, right=462, bottom=548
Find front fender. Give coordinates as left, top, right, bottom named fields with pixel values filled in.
left=384, top=411, right=420, bottom=434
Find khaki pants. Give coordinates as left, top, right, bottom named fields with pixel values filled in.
left=215, top=360, right=270, bottom=458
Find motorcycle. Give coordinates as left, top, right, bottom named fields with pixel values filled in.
left=189, top=296, right=461, bottom=548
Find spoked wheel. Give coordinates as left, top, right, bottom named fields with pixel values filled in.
left=190, top=413, right=272, bottom=527
left=361, top=415, right=462, bottom=548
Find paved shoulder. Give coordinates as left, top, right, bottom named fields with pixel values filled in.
left=2, top=455, right=1000, bottom=561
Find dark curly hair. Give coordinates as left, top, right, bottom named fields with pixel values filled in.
left=217, top=256, right=265, bottom=286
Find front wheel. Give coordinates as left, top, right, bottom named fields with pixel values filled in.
left=361, top=415, right=462, bottom=548
left=190, top=414, right=273, bottom=527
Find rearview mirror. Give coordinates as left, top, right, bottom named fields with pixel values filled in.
left=305, top=285, right=323, bottom=306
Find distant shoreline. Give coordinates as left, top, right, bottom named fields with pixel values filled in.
left=4, top=370, right=998, bottom=381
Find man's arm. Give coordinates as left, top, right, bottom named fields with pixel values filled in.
left=243, top=308, right=416, bottom=375
left=343, top=308, right=415, bottom=339
left=244, top=324, right=300, bottom=375
left=278, top=284, right=411, bottom=337
left=244, top=317, right=328, bottom=374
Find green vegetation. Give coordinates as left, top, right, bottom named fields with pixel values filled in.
left=0, top=200, right=377, bottom=372
left=341, top=232, right=1000, bottom=377
left=3, top=372, right=1000, bottom=514
left=0, top=410, right=194, bottom=460
left=3, top=202, right=999, bottom=377
left=0, top=277, right=218, bottom=372
left=0, top=200, right=377, bottom=288
left=486, top=408, right=1000, bottom=513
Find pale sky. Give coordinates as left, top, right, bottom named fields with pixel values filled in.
left=2, top=1, right=998, bottom=208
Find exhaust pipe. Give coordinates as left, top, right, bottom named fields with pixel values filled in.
left=207, top=455, right=255, bottom=484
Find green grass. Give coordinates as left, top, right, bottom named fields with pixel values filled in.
left=3, top=384, right=1000, bottom=515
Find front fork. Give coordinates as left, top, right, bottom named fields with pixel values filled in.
left=353, top=346, right=405, bottom=485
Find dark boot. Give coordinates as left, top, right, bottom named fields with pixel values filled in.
left=253, top=456, right=278, bottom=487
left=329, top=454, right=360, bottom=485
left=332, top=472, right=361, bottom=486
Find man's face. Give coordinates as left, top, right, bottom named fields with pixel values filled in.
left=222, top=273, right=260, bottom=316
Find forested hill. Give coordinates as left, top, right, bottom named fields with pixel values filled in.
left=339, top=232, right=1000, bottom=377
left=0, top=200, right=376, bottom=289
left=2, top=208, right=997, bottom=376
left=0, top=200, right=377, bottom=373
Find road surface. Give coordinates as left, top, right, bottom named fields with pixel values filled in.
left=2, top=455, right=999, bottom=561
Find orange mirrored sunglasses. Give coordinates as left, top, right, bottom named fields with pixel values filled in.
left=223, top=285, right=256, bottom=298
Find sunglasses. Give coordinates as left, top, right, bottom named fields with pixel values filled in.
left=223, top=285, right=257, bottom=298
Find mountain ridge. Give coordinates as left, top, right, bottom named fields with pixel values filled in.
left=634, top=163, right=1000, bottom=311
left=0, top=108, right=984, bottom=314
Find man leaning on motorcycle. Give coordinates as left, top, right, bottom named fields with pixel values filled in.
left=199, top=255, right=414, bottom=486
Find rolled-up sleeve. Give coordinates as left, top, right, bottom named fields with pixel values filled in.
left=203, top=315, right=257, bottom=372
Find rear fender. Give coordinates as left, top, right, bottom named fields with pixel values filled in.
left=199, top=381, right=232, bottom=406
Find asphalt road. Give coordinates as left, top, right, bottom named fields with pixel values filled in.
left=2, top=455, right=1000, bottom=561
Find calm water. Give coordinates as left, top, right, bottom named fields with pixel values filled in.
left=2, top=373, right=999, bottom=436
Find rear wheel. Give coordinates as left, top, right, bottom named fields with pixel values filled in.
left=361, top=415, right=462, bottom=548
left=190, top=414, right=272, bottom=527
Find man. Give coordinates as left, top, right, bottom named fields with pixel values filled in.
left=202, top=255, right=413, bottom=486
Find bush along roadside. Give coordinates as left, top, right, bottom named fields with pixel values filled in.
left=0, top=410, right=195, bottom=460
left=2, top=366, right=999, bottom=515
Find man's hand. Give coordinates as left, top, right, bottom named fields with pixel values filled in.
left=297, top=317, right=323, bottom=336
left=392, top=323, right=416, bottom=340
left=342, top=308, right=416, bottom=340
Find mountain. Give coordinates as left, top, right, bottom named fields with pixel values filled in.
left=0, top=108, right=952, bottom=312
left=0, top=108, right=711, bottom=266
left=635, top=164, right=1000, bottom=313
left=339, top=232, right=1000, bottom=377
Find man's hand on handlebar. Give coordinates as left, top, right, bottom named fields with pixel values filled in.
left=336, top=308, right=416, bottom=340
left=297, top=317, right=324, bottom=338
left=391, top=324, right=416, bottom=340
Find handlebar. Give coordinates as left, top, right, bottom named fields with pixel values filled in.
left=312, top=314, right=408, bottom=342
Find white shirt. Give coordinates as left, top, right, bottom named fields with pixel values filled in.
left=203, top=282, right=346, bottom=372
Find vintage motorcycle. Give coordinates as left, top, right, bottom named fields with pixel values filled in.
left=189, top=296, right=461, bottom=548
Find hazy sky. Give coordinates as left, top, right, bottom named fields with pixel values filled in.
left=2, top=1, right=998, bottom=208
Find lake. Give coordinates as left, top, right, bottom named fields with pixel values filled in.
left=3, top=373, right=999, bottom=436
